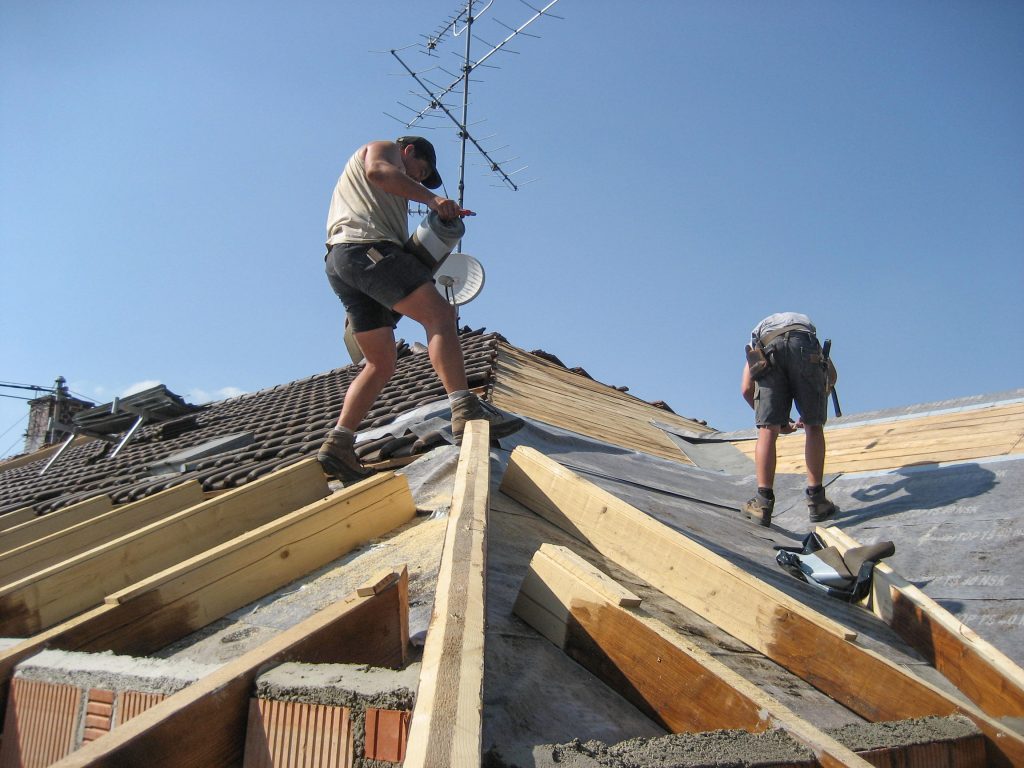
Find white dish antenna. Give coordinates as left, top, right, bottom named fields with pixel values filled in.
left=434, top=252, right=485, bottom=306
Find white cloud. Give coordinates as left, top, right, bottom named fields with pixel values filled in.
left=66, top=380, right=246, bottom=407
left=187, top=386, right=247, bottom=404
left=122, top=380, right=162, bottom=397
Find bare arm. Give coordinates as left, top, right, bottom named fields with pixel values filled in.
left=741, top=363, right=755, bottom=409
left=361, top=141, right=460, bottom=219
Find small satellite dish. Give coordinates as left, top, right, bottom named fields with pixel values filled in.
left=434, top=252, right=485, bottom=306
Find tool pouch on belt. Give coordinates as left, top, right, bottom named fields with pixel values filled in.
left=745, top=343, right=771, bottom=380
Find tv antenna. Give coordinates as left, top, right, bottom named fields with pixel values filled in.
left=385, top=0, right=564, bottom=210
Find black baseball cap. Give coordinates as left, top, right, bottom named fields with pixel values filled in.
left=397, top=136, right=442, bottom=189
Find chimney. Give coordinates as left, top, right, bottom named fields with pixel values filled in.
left=24, top=377, right=94, bottom=454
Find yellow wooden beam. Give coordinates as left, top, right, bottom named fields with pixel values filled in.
left=0, top=474, right=413, bottom=731
left=0, top=495, right=112, bottom=552
left=0, top=507, right=40, bottom=533
left=405, top=419, right=490, bottom=768
left=47, top=568, right=409, bottom=768
left=0, top=482, right=204, bottom=586
left=516, top=543, right=874, bottom=768
left=816, top=524, right=1024, bottom=721
left=499, top=446, right=1024, bottom=767
left=0, top=458, right=329, bottom=637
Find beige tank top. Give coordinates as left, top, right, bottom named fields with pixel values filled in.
left=325, top=150, right=409, bottom=247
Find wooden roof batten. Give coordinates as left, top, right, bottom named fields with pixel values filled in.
left=733, top=398, right=1024, bottom=475
left=499, top=446, right=1024, bottom=766
left=491, top=343, right=713, bottom=465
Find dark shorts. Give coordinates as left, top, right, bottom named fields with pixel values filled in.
left=753, top=332, right=829, bottom=427
left=325, top=241, right=433, bottom=332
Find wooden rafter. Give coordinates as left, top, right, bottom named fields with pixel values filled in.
left=0, top=458, right=329, bottom=637
left=499, top=446, right=1024, bottom=766
left=0, top=482, right=204, bottom=585
left=515, top=543, right=877, bottom=767
left=405, top=419, right=490, bottom=768
left=816, top=524, right=1024, bottom=720
left=0, top=495, right=113, bottom=553
left=0, top=471, right=415, bottom=728
left=46, top=568, right=410, bottom=768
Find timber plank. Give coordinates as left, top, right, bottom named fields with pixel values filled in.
left=0, top=458, right=329, bottom=636
left=404, top=420, right=490, bottom=768
left=0, top=495, right=112, bottom=552
left=499, top=446, right=1024, bottom=766
left=0, top=482, right=204, bottom=586
left=816, top=525, right=1024, bottom=721
left=0, top=508, right=39, bottom=533
left=47, top=473, right=414, bottom=657
left=0, top=474, right=413, bottom=727
left=515, top=544, right=873, bottom=768
left=47, top=568, right=409, bottom=768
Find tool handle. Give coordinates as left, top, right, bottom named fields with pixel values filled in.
left=831, top=388, right=842, bottom=417
left=822, top=339, right=840, bottom=415
left=458, top=209, right=476, bottom=217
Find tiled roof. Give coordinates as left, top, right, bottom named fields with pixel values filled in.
left=0, top=329, right=505, bottom=518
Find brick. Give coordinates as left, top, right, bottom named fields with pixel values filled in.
left=0, top=678, right=80, bottom=767
left=88, top=688, right=115, bottom=705
left=243, top=698, right=353, bottom=768
left=363, top=708, right=410, bottom=763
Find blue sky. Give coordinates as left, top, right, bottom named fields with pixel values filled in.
left=2, top=0, right=1022, bottom=457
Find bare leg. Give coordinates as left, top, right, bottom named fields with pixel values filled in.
left=755, top=425, right=781, bottom=489
left=336, top=326, right=397, bottom=431
left=392, top=282, right=468, bottom=393
left=804, top=424, right=826, bottom=487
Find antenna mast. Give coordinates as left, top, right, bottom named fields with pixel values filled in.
left=387, top=0, right=564, bottom=208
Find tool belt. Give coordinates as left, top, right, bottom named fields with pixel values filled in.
left=746, top=324, right=818, bottom=381
left=745, top=343, right=771, bottom=380
left=758, top=324, right=816, bottom=348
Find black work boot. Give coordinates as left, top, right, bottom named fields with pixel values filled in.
left=742, top=491, right=774, bottom=527
left=807, top=485, right=838, bottom=523
left=317, top=427, right=372, bottom=484
left=450, top=394, right=524, bottom=446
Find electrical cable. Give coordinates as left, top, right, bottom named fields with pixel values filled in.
left=0, top=412, right=28, bottom=458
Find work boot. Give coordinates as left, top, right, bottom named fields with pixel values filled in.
left=742, top=492, right=774, bottom=527
left=807, top=486, right=838, bottom=523
left=317, top=427, right=372, bottom=484
left=450, top=394, right=524, bottom=446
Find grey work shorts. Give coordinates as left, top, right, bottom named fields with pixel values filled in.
left=325, top=241, right=433, bottom=333
left=753, top=332, right=829, bottom=427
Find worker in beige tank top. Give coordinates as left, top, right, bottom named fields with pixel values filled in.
left=318, top=137, right=523, bottom=484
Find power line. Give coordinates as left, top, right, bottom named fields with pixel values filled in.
left=0, top=412, right=28, bottom=459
